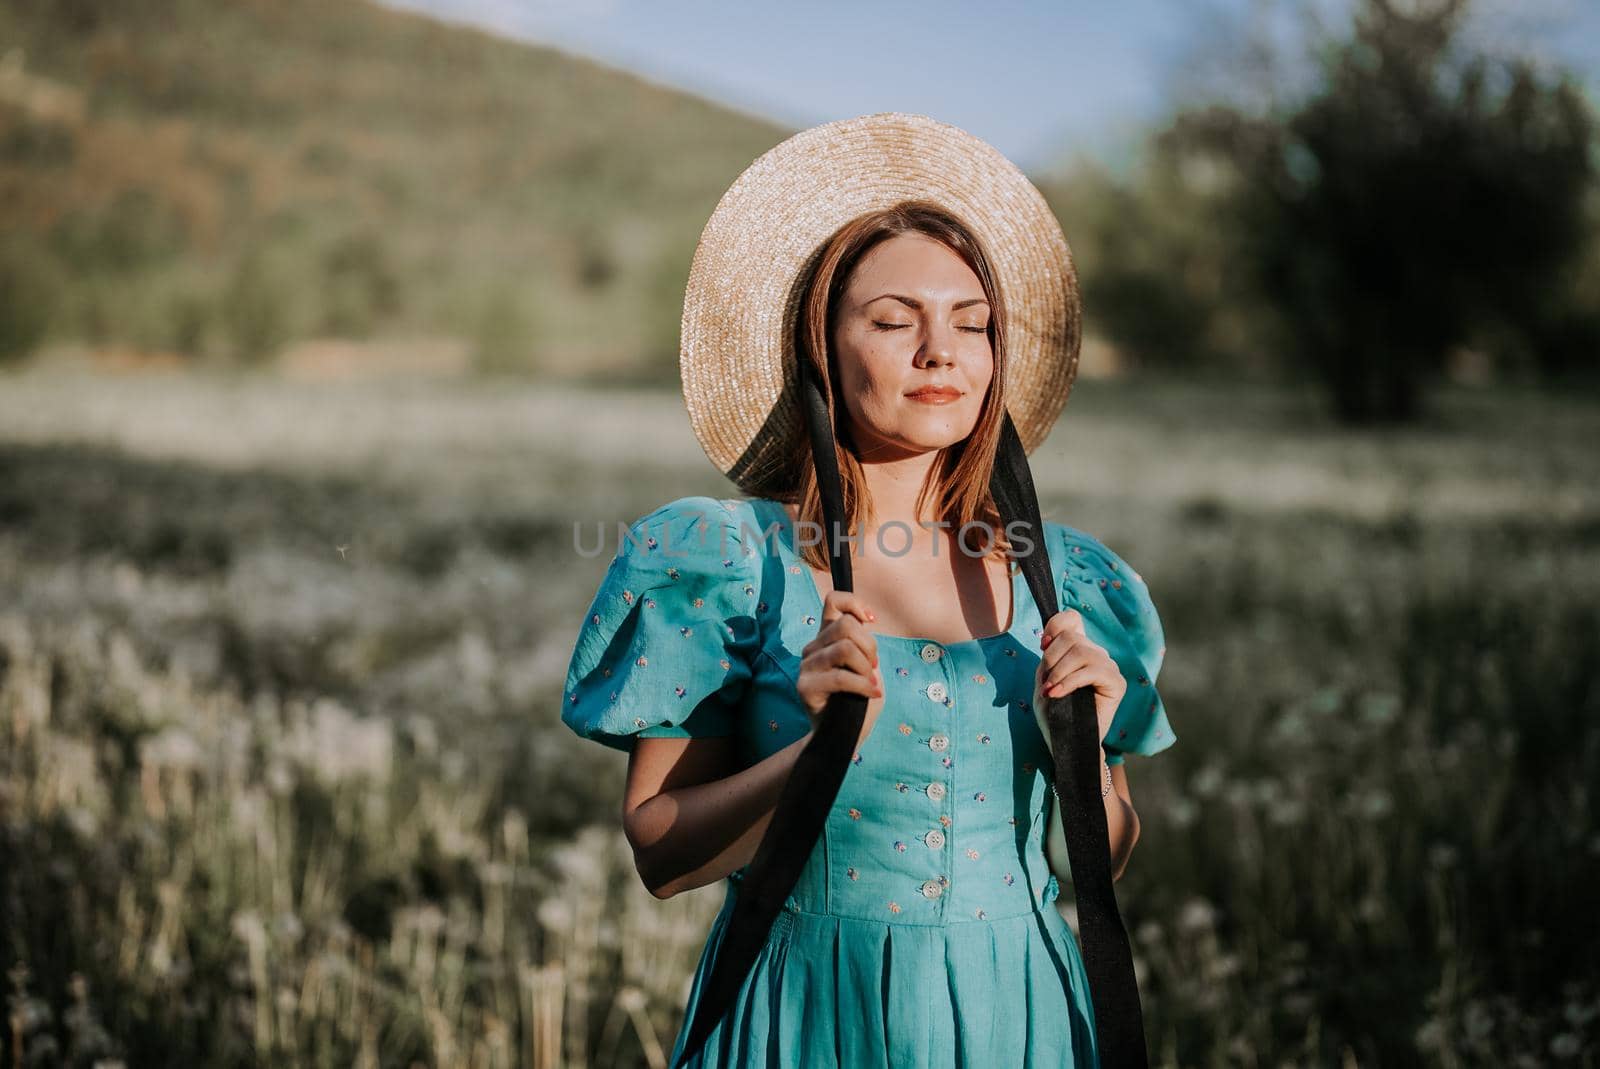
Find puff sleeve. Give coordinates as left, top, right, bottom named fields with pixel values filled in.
left=1056, top=524, right=1175, bottom=765
left=560, top=496, right=761, bottom=752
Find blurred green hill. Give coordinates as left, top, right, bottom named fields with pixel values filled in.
left=0, top=0, right=790, bottom=379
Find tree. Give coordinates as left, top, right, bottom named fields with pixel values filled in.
left=1173, top=0, right=1597, bottom=422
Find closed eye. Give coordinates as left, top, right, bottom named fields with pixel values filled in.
left=873, top=322, right=989, bottom=333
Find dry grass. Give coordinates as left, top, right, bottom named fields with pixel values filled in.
left=2, top=365, right=1598, bottom=1066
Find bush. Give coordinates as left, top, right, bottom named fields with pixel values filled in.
left=0, top=240, right=62, bottom=363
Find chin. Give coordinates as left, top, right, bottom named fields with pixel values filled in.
left=899, top=415, right=977, bottom=449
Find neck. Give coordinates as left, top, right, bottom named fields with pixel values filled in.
left=855, top=450, right=943, bottom=536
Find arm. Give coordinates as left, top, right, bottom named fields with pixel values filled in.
left=1041, top=746, right=1142, bottom=885
left=1103, top=749, right=1141, bottom=882
left=622, top=728, right=817, bottom=899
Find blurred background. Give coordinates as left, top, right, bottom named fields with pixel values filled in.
left=1, top=0, right=1597, bottom=1066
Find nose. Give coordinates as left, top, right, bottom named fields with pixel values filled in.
left=915, top=319, right=957, bottom=368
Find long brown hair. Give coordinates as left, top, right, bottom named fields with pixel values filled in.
left=778, top=199, right=1015, bottom=573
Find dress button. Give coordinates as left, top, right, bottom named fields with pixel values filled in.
left=920, top=643, right=943, bottom=663
left=921, top=879, right=944, bottom=899
left=925, top=681, right=948, bottom=703
left=925, top=782, right=946, bottom=801
left=928, top=733, right=949, bottom=752
left=925, top=828, right=945, bottom=849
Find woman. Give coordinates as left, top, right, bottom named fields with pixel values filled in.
left=562, top=114, right=1174, bottom=1068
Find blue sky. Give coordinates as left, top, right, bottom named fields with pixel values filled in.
left=380, top=0, right=1600, bottom=174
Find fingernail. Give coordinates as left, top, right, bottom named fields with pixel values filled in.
left=868, top=612, right=877, bottom=621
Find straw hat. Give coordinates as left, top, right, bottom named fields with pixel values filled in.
left=679, top=111, right=1082, bottom=495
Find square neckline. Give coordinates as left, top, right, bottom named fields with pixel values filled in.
left=750, top=498, right=1027, bottom=649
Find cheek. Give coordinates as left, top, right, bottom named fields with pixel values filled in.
left=846, top=345, right=902, bottom=401
left=964, top=345, right=995, bottom=393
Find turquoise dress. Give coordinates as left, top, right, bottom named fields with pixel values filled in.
left=561, top=496, right=1175, bottom=1068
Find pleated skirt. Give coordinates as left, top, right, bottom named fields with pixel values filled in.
left=665, top=885, right=1101, bottom=1069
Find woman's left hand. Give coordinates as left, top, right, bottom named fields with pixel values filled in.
left=1034, top=608, right=1126, bottom=755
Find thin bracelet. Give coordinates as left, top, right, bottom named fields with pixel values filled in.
left=1101, top=756, right=1114, bottom=798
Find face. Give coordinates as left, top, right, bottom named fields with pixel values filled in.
left=830, top=233, right=994, bottom=460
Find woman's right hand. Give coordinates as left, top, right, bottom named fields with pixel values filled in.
left=797, top=589, right=884, bottom=751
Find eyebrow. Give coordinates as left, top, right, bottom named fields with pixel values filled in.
left=864, top=294, right=990, bottom=311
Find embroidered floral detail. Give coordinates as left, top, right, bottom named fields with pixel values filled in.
left=1098, top=578, right=1108, bottom=588
left=973, top=674, right=987, bottom=684
left=602, top=668, right=612, bottom=678
left=847, top=867, right=859, bottom=881
left=1004, top=648, right=1016, bottom=657
left=758, top=601, right=768, bottom=612
left=721, top=559, right=735, bottom=569
left=894, top=840, right=908, bottom=852
left=804, top=614, right=816, bottom=626
left=768, top=719, right=779, bottom=732
left=977, top=734, right=991, bottom=745
left=1111, top=579, right=1123, bottom=589
left=679, top=626, right=694, bottom=636
left=943, top=697, right=954, bottom=708
left=939, top=814, right=952, bottom=828
left=942, top=756, right=954, bottom=769
left=852, top=751, right=863, bottom=766
left=847, top=807, right=862, bottom=820
left=938, top=875, right=949, bottom=887
left=568, top=694, right=577, bottom=704
left=610, top=691, right=618, bottom=703
left=591, top=613, right=601, bottom=625
left=974, top=791, right=987, bottom=801
left=1119, top=728, right=1128, bottom=738
left=720, top=659, right=731, bottom=670
left=975, top=908, right=987, bottom=920
left=888, top=901, right=901, bottom=913
left=790, top=564, right=802, bottom=574
left=1021, top=761, right=1035, bottom=773
left=896, top=666, right=910, bottom=676
left=966, top=849, right=980, bottom=860
left=635, top=655, right=649, bottom=667
left=644, top=598, right=657, bottom=609
left=693, top=597, right=705, bottom=608
left=666, top=567, right=680, bottom=580
left=646, top=536, right=658, bottom=549
left=1003, top=872, right=1015, bottom=885
left=622, top=590, right=635, bottom=605
left=633, top=717, right=647, bottom=728
left=898, top=723, right=912, bottom=735
left=1137, top=674, right=1149, bottom=686
left=674, top=686, right=687, bottom=698
left=894, top=782, right=910, bottom=793
left=1009, top=816, right=1017, bottom=825
left=743, top=584, right=755, bottom=597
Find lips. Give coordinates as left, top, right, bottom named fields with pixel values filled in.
left=906, top=386, right=962, bottom=402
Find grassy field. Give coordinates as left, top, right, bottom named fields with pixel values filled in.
left=2, top=364, right=1598, bottom=1067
